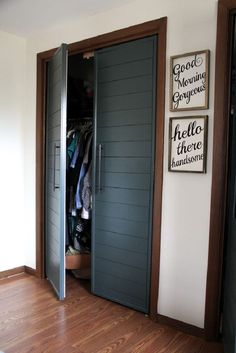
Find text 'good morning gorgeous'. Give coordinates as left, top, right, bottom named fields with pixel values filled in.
left=172, top=54, right=206, bottom=109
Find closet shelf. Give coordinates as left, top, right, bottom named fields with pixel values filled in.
left=65, top=253, right=91, bottom=270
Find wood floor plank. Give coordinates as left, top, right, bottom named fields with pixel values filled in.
left=0, top=273, right=223, bottom=353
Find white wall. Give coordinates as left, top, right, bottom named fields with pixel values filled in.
left=0, top=31, right=26, bottom=271
left=22, top=0, right=218, bottom=328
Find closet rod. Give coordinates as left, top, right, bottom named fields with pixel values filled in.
left=68, top=117, right=93, bottom=122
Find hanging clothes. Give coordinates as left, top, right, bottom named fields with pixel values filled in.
left=75, top=132, right=92, bottom=209
left=66, top=120, right=93, bottom=253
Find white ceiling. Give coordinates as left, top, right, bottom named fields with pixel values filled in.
left=0, top=0, right=134, bottom=37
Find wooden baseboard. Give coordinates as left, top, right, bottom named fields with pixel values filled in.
left=150, top=313, right=205, bottom=338
left=0, top=266, right=37, bottom=280
left=0, top=266, right=25, bottom=279
left=24, top=266, right=37, bottom=276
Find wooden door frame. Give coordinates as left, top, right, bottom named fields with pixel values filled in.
left=204, top=0, right=236, bottom=341
left=36, top=18, right=167, bottom=318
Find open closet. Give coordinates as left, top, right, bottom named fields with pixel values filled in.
left=44, top=36, right=157, bottom=313
left=65, top=53, right=94, bottom=279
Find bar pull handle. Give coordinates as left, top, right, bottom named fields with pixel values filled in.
left=98, top=144, right=103, bottom=192
left=233, top=179, right=236, bottom=219
left=54, top=143, right=60, bottom=190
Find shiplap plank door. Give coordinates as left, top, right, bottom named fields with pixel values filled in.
left=92, top=37, right=156, bottom=313
left=45, top=44, right=68, bottom=300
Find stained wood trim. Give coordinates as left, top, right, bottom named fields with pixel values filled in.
left=36, top=54, right=46, bottom=279
left=0, top=266, right=25, bottom=279
left=36, top=18, right=167, bottom=317
left=155, top=314, right=205, bottom=338
left=204, top=0, right=236, bottom=340
left=150, top=19, right=167, bottom=317
left=37, top=18, right=167, bottom=60
left=0, top=266, right=37, bottom=280
left=24, top=266, right=37, bottom=277
left=219, top=0, right=236, bottom=6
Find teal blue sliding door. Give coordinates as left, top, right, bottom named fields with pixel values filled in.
left=45, top=44, right=68, bottom=300
left=92, top=37, right=156, bottom=313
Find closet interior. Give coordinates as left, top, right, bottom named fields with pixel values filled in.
left=65, top=52, right=94, bottom=283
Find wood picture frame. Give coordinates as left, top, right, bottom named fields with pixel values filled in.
left=170, top=50, right=210, bottom=111
left=168, top=115, right=208, bottom=173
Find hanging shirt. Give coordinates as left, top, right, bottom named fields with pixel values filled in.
left=75, top=132, right=93, bottom=209
left=67, top=132, right=79, bottom=162
left=81, top=162, right=92, bottom=219
left=70, top=138, right=81, bottom=168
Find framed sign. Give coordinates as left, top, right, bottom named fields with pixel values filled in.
left=168, top=116, right=208, bottom=173
left=170, top=50, right=210, bottom=111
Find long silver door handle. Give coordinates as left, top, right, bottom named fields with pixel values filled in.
left=98, top=144, right=103, bottom=192
left=54, top=143, right=60, bottom=190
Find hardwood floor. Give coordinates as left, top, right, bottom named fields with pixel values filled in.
left=0, top=273, right=223, bottom=353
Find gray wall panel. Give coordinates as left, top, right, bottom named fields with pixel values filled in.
left=98, top=75, right=152, bottom=98
left=96, top=187, right=150, bottom=207
left=45, top=44, right=67, bottom=300
left=95, top=201, right=149, bottom=222
left=94, top=287, right=145, bottom=312
left=102, top=141, right=151, bottom=157
left=102, top=157, right=151, bottom=174
left=94, top=271, right=146, bottom=300
left=98, top=91, right=152, bottom=113
left=95, top=230, right=148, bottom=253
left=97, top=37, right=153, bottom=68
left=97, top=125, right=151, bottom=142
left=92, top=36, right=156, bottom=313
left=98, top=108, right=152, bottom=127
left=98, top=59, right=152, bottom=83
left=95, top=243, right=147, bottom=271
left=95, top=258, right=146, bottom=285
left=95, top=215, right=149, bottom=239
left=48, top=81, right=61, bottom=115
left=48, top=111, right=61, bottom=128
left=101, top=171, right=150, bottom=190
